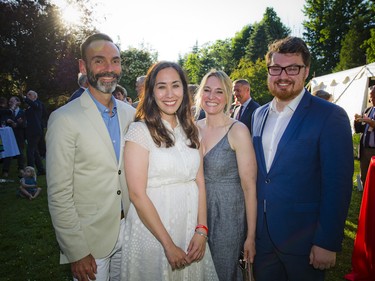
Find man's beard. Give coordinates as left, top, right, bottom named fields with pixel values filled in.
left=268, top=79, right=302, bottom=101
left=87, top=69, right=122, bottom=94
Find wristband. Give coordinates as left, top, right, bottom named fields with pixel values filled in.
left=195, top=229, right=208, bottom=240
left=195, top=224, right=208, bottom=233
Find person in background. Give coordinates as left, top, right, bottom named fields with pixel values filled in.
left=354, top=86, right=375, bottom=186
left=252, top=36, right=354, bottom=281
left=313, top=89, right=333, bottom=102
left=18, top=166, right=42, bottom=200
left=132, top=75, right=146, bottom=108
left=37, top=97, right=48, bottom=159
left=0, top=97, right=13, bottom=177
left=126, top=96, right=133, bottom=104
left=112, top=84, right=128, bottom=103
left=232, top=79, right=260, bottom=133
left=68, top=73, right=89, bottom=103
left=46, top=33, right=135, bottom=281
left=195, top=70, right=257, bottom=281
left=21, top=90, right=45, bottom=176
left=2, top=96, right=26, bottom=178
left=0, top=97, right=12, bottom=126
left=121, top=61, right=218, bottom=280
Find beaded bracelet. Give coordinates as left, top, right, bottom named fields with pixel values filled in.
left=195, top=229, right=208, bottom=240
left=195, top=224, right=208, bottom=233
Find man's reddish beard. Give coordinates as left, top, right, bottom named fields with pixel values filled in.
left=268, top=78, right=302, bottom=101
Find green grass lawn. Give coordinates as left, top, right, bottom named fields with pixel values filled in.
left=0, top=157, right=363, bottom=280
left=0, top=161, right=71, bottom=281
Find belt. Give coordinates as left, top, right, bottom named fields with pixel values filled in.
left=120, top=210, right=124, bottom=220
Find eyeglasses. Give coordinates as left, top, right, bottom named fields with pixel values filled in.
left=267, top=65, right=306, bottom=76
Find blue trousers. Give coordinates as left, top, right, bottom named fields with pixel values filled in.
left=254, top=214, right=325, bottom=281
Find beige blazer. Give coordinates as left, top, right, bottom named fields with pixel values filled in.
left=46, top=91, right=135, bottom=264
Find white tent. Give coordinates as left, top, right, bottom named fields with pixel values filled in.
left=308, top=63, right=375, bottom=132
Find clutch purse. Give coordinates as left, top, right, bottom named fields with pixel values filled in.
left=238, top=252, right=255, bottom=281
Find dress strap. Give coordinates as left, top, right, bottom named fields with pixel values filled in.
left=227, top=121, right=238, bottom=134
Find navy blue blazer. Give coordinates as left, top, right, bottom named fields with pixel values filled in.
left=252, top=90, right=354, bottom=255
left=234, top=99, right=260, bottom=133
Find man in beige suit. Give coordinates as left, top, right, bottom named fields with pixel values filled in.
left=46, top=33, right=135, bottom=281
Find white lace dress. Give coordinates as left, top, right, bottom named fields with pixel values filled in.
left=121, top=121, right=218, bottom=281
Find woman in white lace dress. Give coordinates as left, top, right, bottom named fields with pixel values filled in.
left=121, top=61, right=218, bottom=281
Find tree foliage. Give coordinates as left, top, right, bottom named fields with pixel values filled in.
left=246, top=7, right=290, bottom=62
left=120, top=48, right=157, bottom=100
left=181, top=7, right=290, bottom=97
left=362, top=28, right=375, bottom=63
left=231, top=24, right=253, bottom=69
left=0, top=0, right=158, bottom=110
left=181, top=39, right=235, bottom=85
left=0, top=0, right=96, bottom=109
left=303, top=0, right=374, bottom=76
left=335, top=0, right=374, bottom=71
left=230, top=59, right=271, bottom=105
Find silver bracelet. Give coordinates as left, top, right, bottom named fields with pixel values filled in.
left=195, top=229, right=208, bottom=240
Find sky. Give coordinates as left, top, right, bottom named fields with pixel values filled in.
left=55, top=0, right=307, bottom=62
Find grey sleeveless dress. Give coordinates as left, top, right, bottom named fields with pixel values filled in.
left=203, top=123, right=247, bottom=281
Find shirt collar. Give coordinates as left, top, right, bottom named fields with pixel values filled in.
left=270, top=88, right=305, bottom=113
left=241, top=98, right=251, bottom=108
left=161, top=117, right=180, bottom=131
left=87, top=89, right=118, bottom=116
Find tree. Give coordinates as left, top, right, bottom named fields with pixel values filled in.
left=362, top=28, right=375, bottom=63
left=335, top=0, right=374, bottom=70
left=179, top=7, right=291, bottom=89
left=246, top=7, right=290, bottom=62
left=120, top=48, right=157, bottom=100
left=335, top=28, right=368, bottom=71
left=183, top=52, right=202, bottom=85
left=231, top=58, right=271, bottom=105
left=0, top=0, right=95, bottom=109
left=231, top=24, right=253, bottom=69
left=181, top=39, right=235, bottom=84
left=303, top=0, right=373, bottom=76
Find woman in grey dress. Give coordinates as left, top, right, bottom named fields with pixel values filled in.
left=195, top=70, right=257, bottom=281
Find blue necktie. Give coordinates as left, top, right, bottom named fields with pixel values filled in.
left=236, top=105, right=243, bottom=120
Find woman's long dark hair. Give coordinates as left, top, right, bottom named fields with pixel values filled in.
left=135, top=61, right=200, bottom=149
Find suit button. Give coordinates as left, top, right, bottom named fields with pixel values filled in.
left=265, top=179, right=271, bottom=184
left=117, top=190, right=121, bottom=195
left=118, top=170, right=121, bottom=175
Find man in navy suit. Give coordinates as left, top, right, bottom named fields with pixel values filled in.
left=354, top=87, right=375, bottom=186
left=232, top=79, right=259, bottom=133
left=251, top=36, right=353, bottom=281
left=22, top=90, right=45, bottom=175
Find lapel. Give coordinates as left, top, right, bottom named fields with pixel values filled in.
left=240, top=102, right=249, bottom=120
left=270, top=90, right=311, bottom=172
left=80, top=91, right=118, bottom=165
left=242, top=99, right=257, bottom=119
left=253, top=104, right=270, bottom=177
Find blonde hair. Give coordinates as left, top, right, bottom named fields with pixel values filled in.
left=194, top=69, right=233, bottom=119
left=24, top=166, right=37, bottom=181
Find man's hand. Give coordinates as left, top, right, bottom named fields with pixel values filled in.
left=309, top=245, right=336, bottom=270
left=71, top=254, right=97, bottom=281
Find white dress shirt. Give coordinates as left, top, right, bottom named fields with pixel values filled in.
left=262, top=90, right=305, bottom=172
